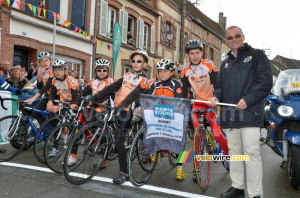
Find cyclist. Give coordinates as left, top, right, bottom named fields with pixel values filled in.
left=24, top=52, right=54, bottom=127
left=117, top=58, right=186, bottom=180
left=82, top=58, right=114, bottom=120
left=0, top=75, right=20, bottom=94
left=91, top=49, right=149, bottom=185
left=46, top=59, right=81, bottom=165
left=180, top=40, right=228, bottom=156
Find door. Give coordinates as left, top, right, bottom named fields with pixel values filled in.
left=14, top=49, right=29, bottom=71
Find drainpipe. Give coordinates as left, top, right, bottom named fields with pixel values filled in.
left=91, top=0, right=98, bottom=79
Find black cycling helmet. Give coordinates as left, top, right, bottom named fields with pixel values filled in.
left=184, top=39, right=203, bottom=53
left=156, top=58, right=175, bottom=71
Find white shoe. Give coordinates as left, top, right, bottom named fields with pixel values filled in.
left=49, top=148, right=58, bottom=157
left=67, top=156, right=77, bottom=166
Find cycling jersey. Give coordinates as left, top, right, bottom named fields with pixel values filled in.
left=180, top=59, right=218, bottom=100
left=0, top=76, right=17, bottom=93
left=49, top=74, right=81, bottom=105
left=146, top=78, right=182, bottom=97
left=37, top=67, right=54, bottom=90
left=93, top=72, right=148, bottom=111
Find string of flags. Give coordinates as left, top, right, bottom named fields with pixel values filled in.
left=1, top=0, right=179, bottom=65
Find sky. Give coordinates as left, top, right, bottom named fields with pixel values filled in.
left=196, top=0, right=300, bottom=60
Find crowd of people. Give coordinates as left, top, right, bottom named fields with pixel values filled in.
left=0, top=25, right=272, bottom=198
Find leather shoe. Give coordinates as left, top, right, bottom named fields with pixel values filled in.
left=220, top=187, right=245, bottom=198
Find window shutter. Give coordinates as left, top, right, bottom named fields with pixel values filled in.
left=122, top=11, right=128, bottom=44
left=99, top=0, right=108, bottom=36
left=139, top=19, right=144, bottom=49
left=119, top=10, right=123, bottom=28
left=136, top=18, right=140, bottom=48
left=160, top=18, right=166, bottom=44
left=150, top=26, right=155, bottom=53
left=172, top=25, right=177, bottom=50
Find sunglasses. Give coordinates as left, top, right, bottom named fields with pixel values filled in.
left=131, top=59, right=143, bottom=63
left=96, top=69, right=108, bottom=72
left=54, top=68, right=64, bottom=72
left=226, top=34, right=243, bottom=41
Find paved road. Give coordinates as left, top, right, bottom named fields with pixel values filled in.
left=0, top=129, right=299, bottom=198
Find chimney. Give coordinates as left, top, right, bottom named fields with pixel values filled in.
left=219, top=12, right=226, bottom=31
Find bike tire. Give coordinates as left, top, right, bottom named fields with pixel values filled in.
left=33, top=117, right=60, bottom=164
left=0, top=115, right=28, bottom=162
left=128, top=124, right=158, bottom=186
left=193, top=126, right=210, bottom=191
left=64, top=122, right=109, bottom=185
left=44, top=122, right=78, bottom=174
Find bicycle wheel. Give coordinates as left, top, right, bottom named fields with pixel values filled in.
left=0, top=115, right=28, bottom=161
left=128, top=124, right=158, bottom=186
left=64, top=122, right=109, bottom=185
left=168, top=152, right=177, bottom=168
left=193, top=126, right=210, bottom=191
left=44, top=122, right=78, bottom=174
left=106, top=126, right=118, bottom=161
left=33, top=117, right=60, bottom=164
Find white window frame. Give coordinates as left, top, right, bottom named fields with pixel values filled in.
left=143, top=25, right=149, bottom=50
left=107, top=7, right=116, bottom=37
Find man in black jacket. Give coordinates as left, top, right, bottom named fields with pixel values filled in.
left=210, top=26, right=272, bottom=198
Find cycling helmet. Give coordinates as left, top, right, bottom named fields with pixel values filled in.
left=130, top=49, right=149, bottom=63
left=184, top=39, right=203, bottom=53
left=52, top=59, right=68, bottom=69
left=94, top=58, right=110, bottom=69
left=156, top=58, right=175, bottom=71
left=37, top=52, right=52, bottom=62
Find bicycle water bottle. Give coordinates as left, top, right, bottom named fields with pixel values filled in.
left=31, top=118, right=40, bottom=129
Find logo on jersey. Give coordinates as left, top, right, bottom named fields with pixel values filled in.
left=243, top=56, right=252, bottom=63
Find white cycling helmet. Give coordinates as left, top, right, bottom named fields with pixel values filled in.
left=130, top=49, right=149, bottom=63
left=52, top=59, right=68, bottom=70
left=156, top=58, right=175, bottom=71
left=37, top=52, right=52, bottom=62
left=95, top=58, right=110, bottom=69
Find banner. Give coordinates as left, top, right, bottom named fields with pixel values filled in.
left=112, top=22, right=122, bottom=78
left=140, top=94, right=191, bottom=154
left=0, top=91, right=18, bottom=143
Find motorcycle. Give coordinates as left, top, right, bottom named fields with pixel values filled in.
left=264, top=69, right=300, bottom=189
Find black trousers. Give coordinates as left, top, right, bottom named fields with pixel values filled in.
left=115, top=110, right=132, bottom=174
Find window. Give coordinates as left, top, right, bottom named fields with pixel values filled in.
left=127, top=16, right=134, bottom=46
left=25, top=0, right=60, bottom=20
left=71, top=0, right=88, bottom=31
left=165, top=23, right=171, bottom=47
left=143, top=25, right=149, bottom=50
left=210, top=47, right=214, bottom=61
left=136, top=18, right=144, bottom=49
left=150, top=26, right=155, bottom=53
left=107, top=7, right=116, bottom=37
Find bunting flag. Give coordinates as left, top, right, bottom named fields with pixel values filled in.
left=0, top=0, right=3, bottom=6
left=16, top=0, right=20, bottom=10
left=93, top=38, right=97, bottom=44
left=32, top=6, right=36, bottom=16
left=56, top=14, right=60, bottom=21
left=81, top=31, right=85, bottom=38
left=88, top=34, right=91, bottom=40
left=27, top=3, right=32, bottom=11
left=37, top=7, right=41, bottom=16
left=100, top=41, right=103, bottom=46
left=78, top=29, right=82, bottom=36
left=48, top=11, right=52, bottom=20
left=97, top=40, right=99, bottom=46
left=66, top=22, right=71, bottom=28
left=62, top=19, right=67, bottom=27
left=43, top=9, right=46, bottom=18
left=74, top=27, right=78, bottom=33
left=53, top=12, right=56, bottom=20
left=70, top=24, right=75, bottom=31
left=84, top=33, right=88, bottom=39
left=6, top=0, right=10, bottom=8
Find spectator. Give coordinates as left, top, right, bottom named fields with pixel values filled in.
left=27, top=63, right=38, bottom=80
left=82, top=75, right=89, bottom=86
left=20, top=66, right=27, bottom=79
left=78, top=79, right=85, bottom=90
left=71, top=70, right=79, bottom=79
left=1, top=61, right=11, bottom=80
left=127, top=31, right=133, bottom=46
left=6, top=65, right=28, bottom=90
left=0, top=68, right=4, bottom=77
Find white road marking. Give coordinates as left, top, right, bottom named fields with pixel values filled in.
left=0, top=162, right=213, bottom=198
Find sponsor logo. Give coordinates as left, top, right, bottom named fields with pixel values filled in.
left=153, top=104, right=175, bottom=120
left=243, top=56, right=252, bottom=63
left=224, top=63, right=229, bottom=68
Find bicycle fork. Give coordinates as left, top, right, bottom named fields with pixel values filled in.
left=5, top=116, right=22, bottom=141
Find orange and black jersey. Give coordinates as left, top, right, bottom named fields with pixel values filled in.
left=48, top=74, right=81, bottom=105
left=82, top=77, right=114, bottom=97
left=118, top=78, right=182, bottom=108
left=37, top=68, right=54, bottom=92
left=180, top=59, right=218, bottom=100
left=145, top=78, right=182, bottom=97
left=92, top=72, right=148, bottom=111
